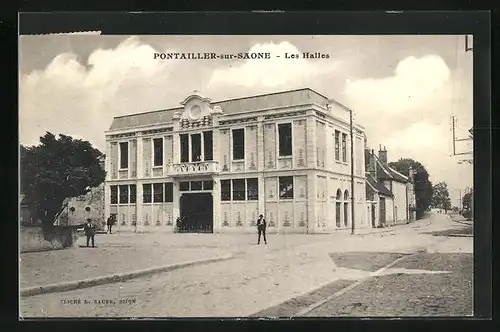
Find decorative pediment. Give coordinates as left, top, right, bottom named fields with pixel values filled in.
left=175, top=90, right=224, bottom=128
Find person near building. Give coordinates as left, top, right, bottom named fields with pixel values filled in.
left=84, top=218, right=96, bottom=248
left=106, top=215, right=115, bottom=234
left=256, top=214, right=267, bottom=245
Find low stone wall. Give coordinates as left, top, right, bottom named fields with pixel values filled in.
left=20, top=226, right=78, bottom=253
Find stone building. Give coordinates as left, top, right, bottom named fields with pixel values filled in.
left=365, top=147, right=416, bottom=227
left=104, top=88, right=370, bottom=234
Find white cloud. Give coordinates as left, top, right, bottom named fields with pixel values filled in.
left=345, top=55, right=451, bottom=116
left=344, top=54, right=472, bottom=197
left=208, top=41, right=342, bottom=88
left=19, top=36, right=180, bottom=151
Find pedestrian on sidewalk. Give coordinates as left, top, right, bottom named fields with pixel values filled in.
left=106, top=215, right=115, bottom=234
left=257, top=214, right=267, bottom=245
left=84, top=218, right=96, bottom=248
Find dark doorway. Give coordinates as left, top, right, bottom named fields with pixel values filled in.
left=379, top=197, right=386, bottom=226
left=371, top=203, right=376, bottom=228
left=179, top=193, right=213, bottom=233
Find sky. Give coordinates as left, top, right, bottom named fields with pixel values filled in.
left=19, top=34, right=473, bottom=205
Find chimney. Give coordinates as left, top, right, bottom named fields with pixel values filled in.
left=378, top=145, right=387, bottom=164
left=365, top=148, right=377, bottom=179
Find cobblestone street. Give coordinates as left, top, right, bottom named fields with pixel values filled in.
left=20, top=213, right=473, bottom=317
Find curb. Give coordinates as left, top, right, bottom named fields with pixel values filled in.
left=20, top=254, right=233, bottom=298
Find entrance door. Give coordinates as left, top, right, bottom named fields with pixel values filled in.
left=371, top=203, right=376, bottom=227
left=379, top=197, right=386, bottom=226
left=179, top=193, right=213, bottom=233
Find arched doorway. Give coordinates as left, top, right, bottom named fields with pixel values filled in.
left=335, top=189, right=342, bottom=228
left=343, top=190, right=349, bottom=227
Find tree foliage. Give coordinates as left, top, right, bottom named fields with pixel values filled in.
left=462, top=192, right=472, bottom=211
left=20, top=132, right=106, bottom=230
left=388, top=158, right=433, bottom=219
left=431, top=181, right=452, bottom=213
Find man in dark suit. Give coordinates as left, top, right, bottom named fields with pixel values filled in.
left=257, top=214, right=267, bottom=245
left=84, top=218, right=96, bottom=248
left=106, top=215, right=115, bottom=234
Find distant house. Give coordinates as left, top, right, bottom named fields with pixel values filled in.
left=20, top=194, right=39, bottom=226
left=55, top=156, right=106, bottom=229
left=365, top=146, right=416, bottom=227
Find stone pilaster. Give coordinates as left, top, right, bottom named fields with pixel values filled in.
left=306, top=171, right=317, bottom=234
left=135, top=135, right=144, bottom=233
left=172, top=179, right=180, bottom=225
left=306, top=116, right=317, bottom=169
left=135, top=181, right=144, bottom=233
left=212, top=177, right=221, bottom=233
left=258, top=175, right=265, bottom=218
left=173, top=133, right=180, bottom=164
left=257, top=117, right=265, bottom=171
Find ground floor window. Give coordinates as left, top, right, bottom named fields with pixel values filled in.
left=336, top=202, right=341, bottom=227
left=221, top=180, right=231, bottom=201
left=247, top=178, right=258, bottom=200
left=344, top=203, right=348, bottom=226
left=110, top=185, right=118, bottom=204
left=232, top=179, right=246, bottom=201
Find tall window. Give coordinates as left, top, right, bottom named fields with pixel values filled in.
left=119, top=185, right=129, bottom=204
left=221, top=180, right=231, bottom=201
left=129, top=184, right=136, bottom=203
left=110, top=185, right=118, bottom=204
left=180, top=134, right=189, bottom=162
left=153, top=183, right=163, bottom=203
left=232, top=179, right=246, bottom=201
left=278, top=123, right=293, bottom=156
left=203, top=131, right=213, bottom=161
left=153, top=138, right=163, bottom=166
left=143, top=184, right=152, bottom=203
left=335, top=130, right=340, bottom=161
left=119, top=142, right=129, bottom=169
left=247, top=178, right=259, bottom=200
left=279, top=176, right=294, bottom=199
left=191, top=134, right=202, bottom=162
left=165, top=182, right=173, bottom=202
left=342, top=133, right=347, bottom=162
left=232, top=128, right=245, bottom=160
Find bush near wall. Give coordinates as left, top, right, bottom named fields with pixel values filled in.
left=20, top=225, right=78, bottom=253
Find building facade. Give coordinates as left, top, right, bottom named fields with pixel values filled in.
left=104, top=88, right=369, bottom=234
left=365, top=147, right=416, bottom=227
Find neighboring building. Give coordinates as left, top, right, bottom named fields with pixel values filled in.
left=55, top=156, right=106, bottom=229
left=104, top=88, right=369, bottom=234
left=365, top=146, right=416, bottom=227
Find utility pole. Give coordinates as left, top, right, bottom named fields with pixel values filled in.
left=350, top=109, right=355, bottom=235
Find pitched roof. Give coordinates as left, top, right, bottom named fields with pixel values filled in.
left=109, top=88, right=332, bottom=131
left=366, top=173, right=393, bottom=197
left=372, top=153, right=409, bottom=183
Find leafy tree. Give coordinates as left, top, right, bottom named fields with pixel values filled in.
left=462, top=192, right=472, bottom=211
left=388, top=158, right=433, bottom=219
left=20, top=132, right=106, bottom=233
left=431, top=182, right=452, bottom=213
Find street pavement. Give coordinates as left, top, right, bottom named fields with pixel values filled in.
left=20, top=212, right=473, bottom=318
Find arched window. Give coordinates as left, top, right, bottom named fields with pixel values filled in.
left=343, top=190, right=349, bottom=227
left=336, top=189, right=342, bottom=200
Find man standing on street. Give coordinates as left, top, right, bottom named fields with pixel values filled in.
left=84, top=218, right=96, bottom=248
left=106, top=215, right=115, bottom=234
left=257, top=214, right=267, bottom=245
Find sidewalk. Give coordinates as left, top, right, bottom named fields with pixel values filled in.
left=20, top=233, right=231, bottom=289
